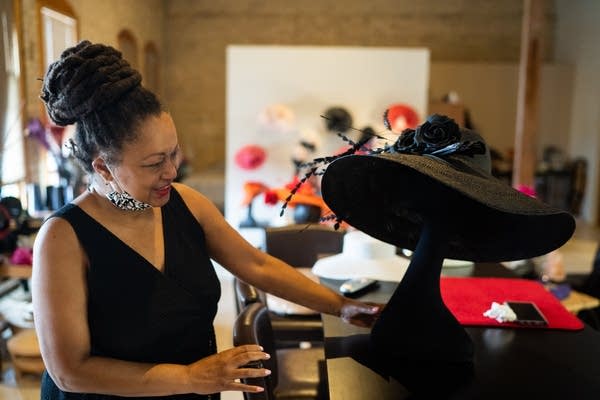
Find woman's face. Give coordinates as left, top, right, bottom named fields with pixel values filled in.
left=110, top=112, right=182, bottom=207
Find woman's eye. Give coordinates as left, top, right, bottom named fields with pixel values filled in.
left=146, top=160, right=165, bottom=168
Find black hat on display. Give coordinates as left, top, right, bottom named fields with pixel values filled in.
left=323, top=106, right=353, bottom=132
left=320, top=114, right=575, bottom=262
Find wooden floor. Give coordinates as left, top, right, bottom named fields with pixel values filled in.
left=0, top=219, right=598, bottom=400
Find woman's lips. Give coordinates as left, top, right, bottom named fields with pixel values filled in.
left=155, top=185, right=171, bottom=197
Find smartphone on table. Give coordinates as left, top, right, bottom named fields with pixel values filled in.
left=506, top=301, right=548, bottom=327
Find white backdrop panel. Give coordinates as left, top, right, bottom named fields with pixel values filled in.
left=226, top=45, right=430, bottom=227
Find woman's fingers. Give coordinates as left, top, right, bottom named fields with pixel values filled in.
left=229, top=345, right=271, bottom=368
left=225, top=380, right=266, bottom=393
left=234, top=366, right=272, bottom=380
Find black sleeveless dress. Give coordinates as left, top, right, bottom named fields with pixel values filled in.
left=41, top=188, right=222, bottom=400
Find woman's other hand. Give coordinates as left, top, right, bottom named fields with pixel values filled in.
left=340, top=300, right=384, bottom=328
left=186, top=345, right=271, bottom=394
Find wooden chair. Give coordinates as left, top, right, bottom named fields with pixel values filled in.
left=233, top=277, right=325, bottom=347
left=234, top=275, right=263, bottom=314
left=233, top=302, right=327, bottom=400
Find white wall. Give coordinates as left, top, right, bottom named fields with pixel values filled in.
left=555, top=0, right=600, bottom=224
left=225, top=46, right=430, bottom=227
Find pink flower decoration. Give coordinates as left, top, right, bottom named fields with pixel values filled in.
left=516, top=184, right=537, bottom=198
left=234, top=145, right=267, bottom=170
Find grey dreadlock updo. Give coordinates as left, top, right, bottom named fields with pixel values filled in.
left=40, top=40, right=162, bottom=173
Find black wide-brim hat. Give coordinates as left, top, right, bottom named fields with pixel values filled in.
left=321, top=115, right=575, bottom=262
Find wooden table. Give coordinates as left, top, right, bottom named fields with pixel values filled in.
left=320, top=264, right=600, bottom=400
left=561, top=290, right=600, bottom=314
left=0, top=262, right=33, bottom=279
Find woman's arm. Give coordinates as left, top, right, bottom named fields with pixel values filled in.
left=174, top=183, right=380, bottom=324
left=32, top=216, right=269, bottom=396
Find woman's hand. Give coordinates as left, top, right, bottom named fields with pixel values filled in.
left=340, top=299, right=384, bottom=328
left=186, top=345, right=271, bottom=394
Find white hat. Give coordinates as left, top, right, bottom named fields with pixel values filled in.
left=312, top=230, right=410, bottom=282
left=312, top=230, right=475, bottom=281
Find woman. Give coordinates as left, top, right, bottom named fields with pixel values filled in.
left=32, top=40, right=380, bottom=399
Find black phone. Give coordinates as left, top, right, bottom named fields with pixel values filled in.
left=506, top=301, right=548, bottom=326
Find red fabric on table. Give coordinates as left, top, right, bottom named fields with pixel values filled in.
left=440, top=277, right=584, bottom=331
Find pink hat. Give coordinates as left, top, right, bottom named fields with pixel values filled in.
left=234, top=144, right=267, bottom=170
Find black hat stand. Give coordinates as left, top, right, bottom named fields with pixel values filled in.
left=370, top=217, right=474, bottom=394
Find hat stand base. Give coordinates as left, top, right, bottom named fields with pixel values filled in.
left=370, top=220, right=474, bottom=394
left=239, top=203, right=260, bottom=228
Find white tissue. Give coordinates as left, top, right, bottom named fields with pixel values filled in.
left=483, top=302, right=517, bottom=323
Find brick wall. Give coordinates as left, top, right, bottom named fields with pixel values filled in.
left=164, top=0, right=556, bottom=171
left=20, top=0, right=557, bottom=174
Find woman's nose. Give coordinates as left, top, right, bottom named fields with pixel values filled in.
left=162, top=158, right=179, bottom=180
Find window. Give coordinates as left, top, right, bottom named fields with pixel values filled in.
left=36, top=0, right=78, bottom=211
left=40, top=6, right=77, bottom=70
left=0, top=0, right=26, bottom=200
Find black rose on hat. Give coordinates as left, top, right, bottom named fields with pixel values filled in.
left=391, top=114, right=460, bottom=153
left=394, top=114, right=484, bottom=158
left=414, top=115, right=460, bottom=151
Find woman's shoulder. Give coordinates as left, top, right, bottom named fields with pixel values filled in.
left=34, top=212, right=81, bottom=260
left=38, top=212, right=79, bottom=241
left=172, top=182, right=214, bottom=207
left=171, top=182, right=222, bottom=221
left=172, top=182, right=207, bottom=200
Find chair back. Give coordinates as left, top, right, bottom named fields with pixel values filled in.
left=265, top=224, right=345, bottom=267
left=234, top=278, right=264, bottom=313
left=233, top=303, right=278, bottom=400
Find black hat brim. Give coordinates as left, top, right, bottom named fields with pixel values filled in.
left=321, top=154, right=575, bottom=262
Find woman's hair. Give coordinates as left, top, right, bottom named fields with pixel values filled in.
left=40, top=40, right=162, bottom=173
